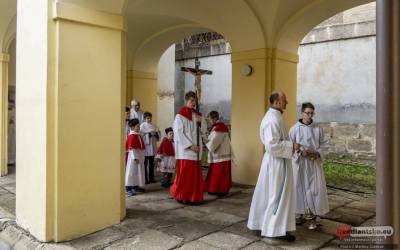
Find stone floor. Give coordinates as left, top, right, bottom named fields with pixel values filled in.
left=0, top=167, right=376, bottom=250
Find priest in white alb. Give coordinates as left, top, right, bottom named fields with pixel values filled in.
left=247, top=91, right=300, bottom=242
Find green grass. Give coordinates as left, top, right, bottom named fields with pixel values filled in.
left=201, top=148, right=375, bottom=193
left=323, top=160, right=375, bottom=193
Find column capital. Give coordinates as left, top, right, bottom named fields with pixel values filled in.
left=128, top=70, right=157, bottom=80
left=231, top=48, right=298, bottom=63
left=0, top=53, right=10, bottom=63
left=53, top=2, right=127, bottom=32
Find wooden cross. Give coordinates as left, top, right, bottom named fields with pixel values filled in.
left=181, top=58, right=212, bottom=107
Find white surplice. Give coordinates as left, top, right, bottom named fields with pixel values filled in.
left=289, top=120, right=329, bottom=216
left=173, top=112, right=207, bottom=161
left=125, top=131, right=146, bottom=188
left=247, top=108, right=296, bottom=237
left=140, top=122, right=160, bottom=156
left=206, top=128, right=231, bottom=163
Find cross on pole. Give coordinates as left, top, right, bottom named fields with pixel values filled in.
left=181, top=58, right=212, bottom=162
left=181, top=58, right=212, bottom=108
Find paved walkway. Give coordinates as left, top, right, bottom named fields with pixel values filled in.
left=0, top=167, right=376, bottom=249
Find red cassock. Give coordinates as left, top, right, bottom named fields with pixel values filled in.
left=170, top=159, right=204, bottom=202
left=157, top=138, right=175, bottom=156
left=125, top=133, right=145, bottom=164
left=170, top=106, right=205, bottom=203
left=204, top=161, right=232, bottom=193
left=204, top=122, right=232, bottom=193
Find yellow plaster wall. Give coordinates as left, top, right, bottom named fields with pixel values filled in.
left=53, top=19, right=124, bottom=241
left=126, top=71, right=133, bottom=107
left=271, top=50, right=298, bottom=127
left=16, top=1, right=126, bottom=241
left=231, top=49, right=269, bottom=185
left=119, top=31, right=127, bottom=222
left=230, top=48, right=298, bottom=185
left=129, top=70, right=158, bottom=122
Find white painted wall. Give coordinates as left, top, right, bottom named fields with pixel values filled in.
left=176, top=55, right=232, bottom=122
left=297, top=36, right=376, bottom=123
left=157, top=45, right=175, bottom=134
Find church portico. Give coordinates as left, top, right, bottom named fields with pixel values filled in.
left=1, top=0, right=398, bottom=246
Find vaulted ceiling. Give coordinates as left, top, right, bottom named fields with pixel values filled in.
left=120, top=0, right=373, bottom=73
left=1, top=0, right=374, bottom=72
left=0, top=0, right=16, bottom=52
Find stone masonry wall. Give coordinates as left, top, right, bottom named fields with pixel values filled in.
left=319, top=122, right=376, bottom=161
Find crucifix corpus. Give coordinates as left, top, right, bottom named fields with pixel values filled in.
left=181, top=58, right=212, bottom=161
left=181, top=58, right=212, bottom=110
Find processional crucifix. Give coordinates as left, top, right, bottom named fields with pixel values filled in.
left=181, top=58, right=212, bottom=109
left=181, top=58, right=212, bottom=161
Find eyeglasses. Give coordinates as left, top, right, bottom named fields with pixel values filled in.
left=302, top=112, right=315, bottom=116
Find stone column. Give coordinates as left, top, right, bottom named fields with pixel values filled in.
left=16, top=0, right=126, bottom=241
left=0, top=53, right=10, bottom=176
left=376, top=0, right=400, bottom=245
left=230, top=48, right=298, bottom=185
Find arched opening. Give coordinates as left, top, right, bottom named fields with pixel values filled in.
left=0, top=0, right=16, bottom=178
left=297, top=2, right=376, bottom=189
left=124, top=0, right=235, bottom=218
left=292, top=2, right=376, bottom=243
left=7, top=38, right=16, bottom=172
left=0, top=2, right=16, bottom=228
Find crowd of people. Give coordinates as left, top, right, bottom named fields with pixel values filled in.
left=124, top=92, right=232, bottom=201
left=124, top=90, right=329, bottom=242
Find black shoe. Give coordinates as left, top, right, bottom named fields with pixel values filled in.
left=296, top=216, right=305, bottom=225
left=274, top=233, right=296, bottom=242
left=125, top=190, right=136, bottom=197
left=133, top=187, right=145, bottom=193
left=183, top=200, right=202, bottom=206
left=149, top=180, right=157, bottom=183
left=208, top=192, right=228, bottom=197
left=161, top=183, right=171, bottom=188
left=176, top=200, right=194, bottom=205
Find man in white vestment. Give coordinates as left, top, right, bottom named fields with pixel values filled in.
left=289, top=102, right=329, bottom=229
left=130, top=99, right=144, bottom=124
left=247, top=91, right=300, bottom=242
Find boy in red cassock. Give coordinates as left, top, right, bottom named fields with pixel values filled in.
left=204, top=111, right=232, bottom=196
left=170, top=91, right=207, bottom=204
